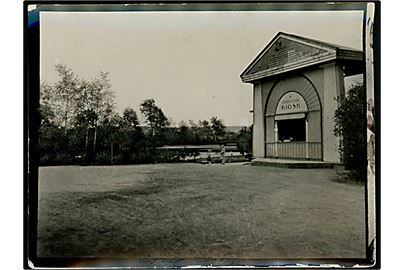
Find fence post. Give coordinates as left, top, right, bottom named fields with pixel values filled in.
left=274, top=121, right=278, bottom=158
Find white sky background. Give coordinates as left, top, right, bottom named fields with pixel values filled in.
left=40, top=11, right=363, bottom=126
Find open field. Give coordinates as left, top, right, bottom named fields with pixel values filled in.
left=38, top=163, right=365, bottom=259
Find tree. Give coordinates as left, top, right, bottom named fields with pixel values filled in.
left=188, top=120, right=200, bottom=143
left=39, top=64, right=116, bottom=162
left=76, top=71, right=116, bottom=151
left=50, top=64, right=80, bottom=131
left=122, top=107, right=140, bottom=129
left=210, top=117, right=226, bottom=142
left=198, top=120, right=211, bottom=142
left=334, top=83, right=367, bottom=181
left=140, top=99, right=169, bottom=137
left=178, top=120, right=189, bottom=144
left=121, top=107, right=144, bottom=144
left=237, top=126, right=253, bottom=155
left=39, top=81, right=55, bottom=126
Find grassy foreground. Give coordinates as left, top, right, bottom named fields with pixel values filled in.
left=38, top=163, right=365, bottom=259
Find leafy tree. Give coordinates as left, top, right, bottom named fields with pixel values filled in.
left=39, top=81, right=55, bottom=125
left=210, top=117, right=226, bottom=142
left=140, top=99, right=169, bottom=137
left=178, top=121, right=189, bottom=144
left=121, top=107, right=144, bottom=145
left=39, top=64, right=116, bottom=163
left=198, top=120, right=211, bottom=142
left=87, top=72, right=115, bottom=151
left=49, top=64, right=80, bottom=131
left=334, top=83, right=366, bottom=181
left=188, top=120, right=200, bottom=143
left=237, top=126, right=253, bottom=155
left=75, top=71, right=116, bottom=152
left=162, top=127, right=178, bottom=145
left=38, top=120, right=70, bottom=165
left=122, top=107, right=140, bottom=128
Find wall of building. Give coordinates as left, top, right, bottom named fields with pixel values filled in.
left=321, top=63, right=344, bottom=163
left=261, top=80, right=274, bottom=111
left=252, top=83, right=265, bottom=158
left=307, top=110, right=322, bottom=142
left=302, top=69, right=324, bottom=144
left=252, top=64, right=344, bottom=162
left=303, top=68, right=325, bottom=108
left=265, top=116, right=275, bottom=142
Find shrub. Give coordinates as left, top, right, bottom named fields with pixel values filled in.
left=95, top=151, right=111, bottom=165
left=334, top=84, right=367, bottom=182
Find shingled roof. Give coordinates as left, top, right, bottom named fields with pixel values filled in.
left=240, top=32, right=363, bottom=83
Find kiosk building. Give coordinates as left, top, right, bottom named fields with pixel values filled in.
left=240, top=32, right=364, bottom=163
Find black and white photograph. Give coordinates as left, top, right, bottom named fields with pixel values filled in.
left=24, top=1, right=379, bottom=268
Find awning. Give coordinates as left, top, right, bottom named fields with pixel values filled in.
left=275, top=113, right=306, bottom=121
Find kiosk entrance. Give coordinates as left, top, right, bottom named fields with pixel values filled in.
left=265, top=85, right=322, bottom=160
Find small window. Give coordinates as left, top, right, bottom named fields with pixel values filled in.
left=277, top=118, right=306, bottom=142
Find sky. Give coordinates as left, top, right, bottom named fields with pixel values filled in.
left=40, top=10, right=363, bottom=126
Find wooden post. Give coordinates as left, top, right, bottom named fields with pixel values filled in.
left=274, top=121, right=278, bottom=158
left=305, top=119, right=309, bottom=159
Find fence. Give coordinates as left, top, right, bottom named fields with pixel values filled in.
left=266, top=141, right=322, bottom=160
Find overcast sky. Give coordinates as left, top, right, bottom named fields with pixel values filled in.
left=40, top=10, right=363, bottom=126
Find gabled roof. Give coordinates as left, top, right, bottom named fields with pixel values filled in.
left=240, top=32, right=363, bottom=83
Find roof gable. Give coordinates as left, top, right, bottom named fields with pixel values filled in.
left=241, top=32, right=363, bottom=83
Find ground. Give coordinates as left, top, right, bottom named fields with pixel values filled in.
left=37, top=163, right=366, bottom=259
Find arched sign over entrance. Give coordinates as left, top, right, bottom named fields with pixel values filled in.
left=276, top=92, right=308, bottom=115
left=263, top=76, right=322, bottom=160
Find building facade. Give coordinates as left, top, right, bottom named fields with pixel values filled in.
left=241, top=32, right=363, bottom=163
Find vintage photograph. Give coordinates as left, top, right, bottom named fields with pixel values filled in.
left=25, top=1, right=378, bottom=268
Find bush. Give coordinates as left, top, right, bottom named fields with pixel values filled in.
left=237, top=126, right=252, bottom=155
left=334, top=84, right=367, bottom=182
left=95, top=151, right=111, bottom=165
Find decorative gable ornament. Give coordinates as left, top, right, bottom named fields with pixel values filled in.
left=240, top=32, right=362, bottom=83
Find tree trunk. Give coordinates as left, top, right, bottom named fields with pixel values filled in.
left=63, top=104, right=68, bottom=135
left=93, top=125, right=97, bottom=152
left=110, top=141, right=114, bottom=165
left=85, top=126, right=89, bottom=148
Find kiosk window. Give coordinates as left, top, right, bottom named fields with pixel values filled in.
left=278, top=118, right=306, bottom=142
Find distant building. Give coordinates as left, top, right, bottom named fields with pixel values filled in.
left=240, top=32, right=364, bottom=162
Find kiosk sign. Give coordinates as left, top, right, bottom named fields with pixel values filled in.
left=276, top=92, right=308, bottom=115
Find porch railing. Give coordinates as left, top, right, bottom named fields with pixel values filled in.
left=266, top=141, right=322, bottom=160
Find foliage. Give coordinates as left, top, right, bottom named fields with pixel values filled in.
left=40, top=64, right=116, bottom=155
left=38, top=122, right=71, bottom=165
left=40, top=65, right=79, bottom=129
left=237, top=125, right=253, bottom=156
left=39, top=64, right=244, bottom=166
left=198, top=120, right=211, bottom=139
left=140, top=99, right=169, bottom=137
left=334, top=83, right=366, bottom=182
left=210, top=117, right=226, bottom=142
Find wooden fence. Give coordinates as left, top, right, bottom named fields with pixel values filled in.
left=266, top=141, right=322, bottom=160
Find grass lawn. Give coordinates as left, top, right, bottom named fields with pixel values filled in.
left=37, top=163, right=365, bottom=259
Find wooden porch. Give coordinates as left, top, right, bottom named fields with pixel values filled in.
left=251, top=157, right=334, bottom=169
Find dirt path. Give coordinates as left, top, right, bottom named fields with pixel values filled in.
left=37, top=163, right=365, bottom=259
